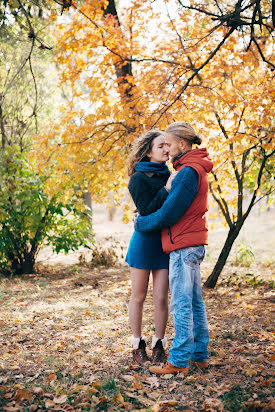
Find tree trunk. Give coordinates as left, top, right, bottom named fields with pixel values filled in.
left=10, top=253, right=35, bottom=275
left=82, top=191, right=93, bottom=228
left=204, top=222, right=242, bottom=288
left=103, top=0, right=135, bottom=100
left=0, top=105, right=7, bottom=150
left=21, top=255, right=35, bottom=274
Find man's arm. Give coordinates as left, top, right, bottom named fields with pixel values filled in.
left=134, top=167, right=198, bottom=232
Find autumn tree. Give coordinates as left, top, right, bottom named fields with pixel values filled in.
left=180, top=40, right=274, bottom=288
left=0, top=1, right=94, bottom=275
left=34, top=0, right=274, bottom=285
left=0, top=0, right=58, bottom=150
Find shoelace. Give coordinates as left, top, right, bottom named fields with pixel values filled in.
left=135, top=348, right=148, bottom=361
left=160, top=362, right=169, bottom=369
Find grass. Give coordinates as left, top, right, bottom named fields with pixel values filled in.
left=220, top=385, right=250, bottom=411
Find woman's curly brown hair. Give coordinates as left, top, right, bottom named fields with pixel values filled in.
left=127, top=129, right=164, bottom=176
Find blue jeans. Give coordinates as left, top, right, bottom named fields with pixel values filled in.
left=168, top=245, right=209, bottom=368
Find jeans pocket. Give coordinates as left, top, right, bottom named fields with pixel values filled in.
left=183, top=246, right=205, bottom=267
left=170, top=250, right=180, bottom=261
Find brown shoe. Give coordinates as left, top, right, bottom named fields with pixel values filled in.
left=191, top=360, right=208, bottom=369
left=152, top=339, right=166, bottom=364
left=149, top=362, right=189, bottom=375
left=132, top=339, right=150, bottom=365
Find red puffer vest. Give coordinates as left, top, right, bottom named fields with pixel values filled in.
left=161, top=148, right=213, bottom=253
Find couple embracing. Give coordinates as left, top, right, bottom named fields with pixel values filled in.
left=125, top=121, right=213, bottom=375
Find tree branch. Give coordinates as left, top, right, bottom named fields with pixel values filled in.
left=151, top=26, right=235, bottom=125
left=210, top=171, right=233, bottom=227
left=243, top=149, right=275, bottom=220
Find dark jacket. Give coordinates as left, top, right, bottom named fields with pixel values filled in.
left=128, top=170, right=170, bottom=216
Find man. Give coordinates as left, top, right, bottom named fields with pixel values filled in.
left=134, top=121, right=213, bottom=375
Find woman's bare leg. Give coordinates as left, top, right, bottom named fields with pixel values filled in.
left=129, top=267, right=150, bottom=337
left=152, top=269, right=169, bottom=339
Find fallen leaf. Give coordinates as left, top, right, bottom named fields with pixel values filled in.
left=14, top=388, right=33, bottom=401
left=53, top=393, right=67, bottom=404
left=122, top=374, right=135, bottom=382
left=185, top=376, right=196, bottom=383
left=246, top=368, right=258, bottom=377
left=262, top=378, right=272, bottom=387
left=45, top=399, right=56, bottom=408
left=32, top=386, right=43, bottom=395
left=89, top=374, right=97, bottom=383
left=147, top=392, right=160, bottom=400
left=161, top=399, right=179, bottom=406
left=48, top=373, right=57, bottom=382
left=113, top=392, right=124, bottom=404
left=143, top=376, right=160, bottom=389
left=203, top=397, right=224, bottom=411
left=163, top=373, right=174, bottom=379
left=151, top=405, right=163, bottom=412
left=3, top=406, right=22, bottom=412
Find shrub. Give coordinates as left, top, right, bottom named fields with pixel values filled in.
left=233, top=242, right=255, bottom=267
left=90, top=245, right=118, bottom=268
left=0, top=147, right=93, bottom=275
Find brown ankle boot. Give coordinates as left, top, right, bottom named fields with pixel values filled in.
left=152, top=339, right=166, bottom=364
left=132, top=339, right=149, bottom=365
left=149, top=362, right=189, bottom=375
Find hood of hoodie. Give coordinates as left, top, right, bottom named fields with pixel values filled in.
left=173, top=148, right=213, bottom=173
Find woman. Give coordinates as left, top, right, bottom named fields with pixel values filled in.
left=126, top=129, right=175, bottom=365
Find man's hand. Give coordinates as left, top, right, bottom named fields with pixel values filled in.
left=165, top=171, right=178, bottom=192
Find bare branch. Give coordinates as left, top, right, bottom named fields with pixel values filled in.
left=0, top=39, right=35, bottom=107
left=166, top=3, right=203, bottom=82
left=151, top=27, right=235, bottom=125
left=28, top=38, right=38, bottom=133
left=252, top=187, right=275, bottom=207
left=176, top=0, right=220, bottom=18
left=252, top=36, right=275, bottom=70
left=210, top=172, right=233, bottom=227
left=243, top=149, right=275, bottom=220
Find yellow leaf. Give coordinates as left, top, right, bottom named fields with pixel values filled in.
left=246, top=368, right=257, bottom=377
left=113, top=392, right=124, bottom=404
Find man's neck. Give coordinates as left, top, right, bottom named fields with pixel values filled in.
left=172, top=150, right=191, bottom=164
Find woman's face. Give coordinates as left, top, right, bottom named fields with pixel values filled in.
left=147, top=135, right=169, bottom=163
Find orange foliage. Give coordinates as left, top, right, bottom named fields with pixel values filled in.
left=33, top=0, right=274, bottom=213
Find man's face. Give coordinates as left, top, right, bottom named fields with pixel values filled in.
left=165, top=133, right=184, bottom=160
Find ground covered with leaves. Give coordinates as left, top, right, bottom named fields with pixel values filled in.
left=0, top=259, right=274, bottom=411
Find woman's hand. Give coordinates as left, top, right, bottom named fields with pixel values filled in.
left=132, top=209, right=139, bottom=222
left=165, top=172, right=178, bottom=192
